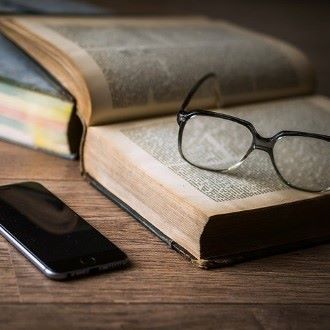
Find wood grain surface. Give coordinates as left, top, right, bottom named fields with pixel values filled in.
left=0, top=140, right=329, bottom=329
left=1, top=1, right=330, bottom=327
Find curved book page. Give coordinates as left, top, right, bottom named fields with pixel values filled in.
left=0, top=17, right=314, bottom=126
left=84, top=96, right=330, bottom=259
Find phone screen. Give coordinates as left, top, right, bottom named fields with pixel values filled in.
left=0, top=182, right=127, bottom=274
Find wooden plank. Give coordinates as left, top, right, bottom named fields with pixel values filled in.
left=0, top=141, right=80, bottom=181
left=0, top=236, right=20, bottom=303
left=8, top=243, right=330, bottom=304
left=1, top=180, right=329, bottom=304
left=0, top=303, right=330, bottom=329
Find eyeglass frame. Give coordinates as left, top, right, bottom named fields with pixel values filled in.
left=177, top=73, right=330, bottom=193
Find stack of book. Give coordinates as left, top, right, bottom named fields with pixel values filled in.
left=0, top=33, right=79, bottom=158
left=0, top=16, right=329, bottom=267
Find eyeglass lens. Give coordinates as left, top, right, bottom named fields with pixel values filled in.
left=181, top=114, right=253, bottom=170
left=273, top=136, right=330, bottom=192
left=181, top=114, right=330, bottom=192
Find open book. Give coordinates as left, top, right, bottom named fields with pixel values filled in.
left=1, top=17, right=329, bottom=267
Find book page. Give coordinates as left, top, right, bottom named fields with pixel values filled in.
left=0, top=17, right=314, bottom=126
left=84, top=95, right=329, bottom=256
left=85, top=95, right=329, bottom=218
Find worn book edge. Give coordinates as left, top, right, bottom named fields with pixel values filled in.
left=85, top=173, right=330, bottom=269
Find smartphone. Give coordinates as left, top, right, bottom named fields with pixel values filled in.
left=0, top=182, right=128, bottom=280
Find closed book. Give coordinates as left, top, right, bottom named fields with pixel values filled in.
left=0, top=33, right=81, bottom=158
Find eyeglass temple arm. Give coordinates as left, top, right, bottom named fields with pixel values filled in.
left=180, top=72, right=219, bottom=112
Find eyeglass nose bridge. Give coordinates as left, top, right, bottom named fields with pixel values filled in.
left=253, top=133, right=274, bottom=153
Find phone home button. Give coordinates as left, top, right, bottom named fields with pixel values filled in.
left=80, top=256, right=96, bottom=265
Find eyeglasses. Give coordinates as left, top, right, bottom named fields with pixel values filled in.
left=177, top=73, right=330, bottom=193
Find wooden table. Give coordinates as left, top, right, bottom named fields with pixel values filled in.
left=1, top=1, right=330, bottom=328
left=0, top=140, right=330, bottom=329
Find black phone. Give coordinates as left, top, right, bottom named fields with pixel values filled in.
left=0, top=182, right=128, bottom=280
